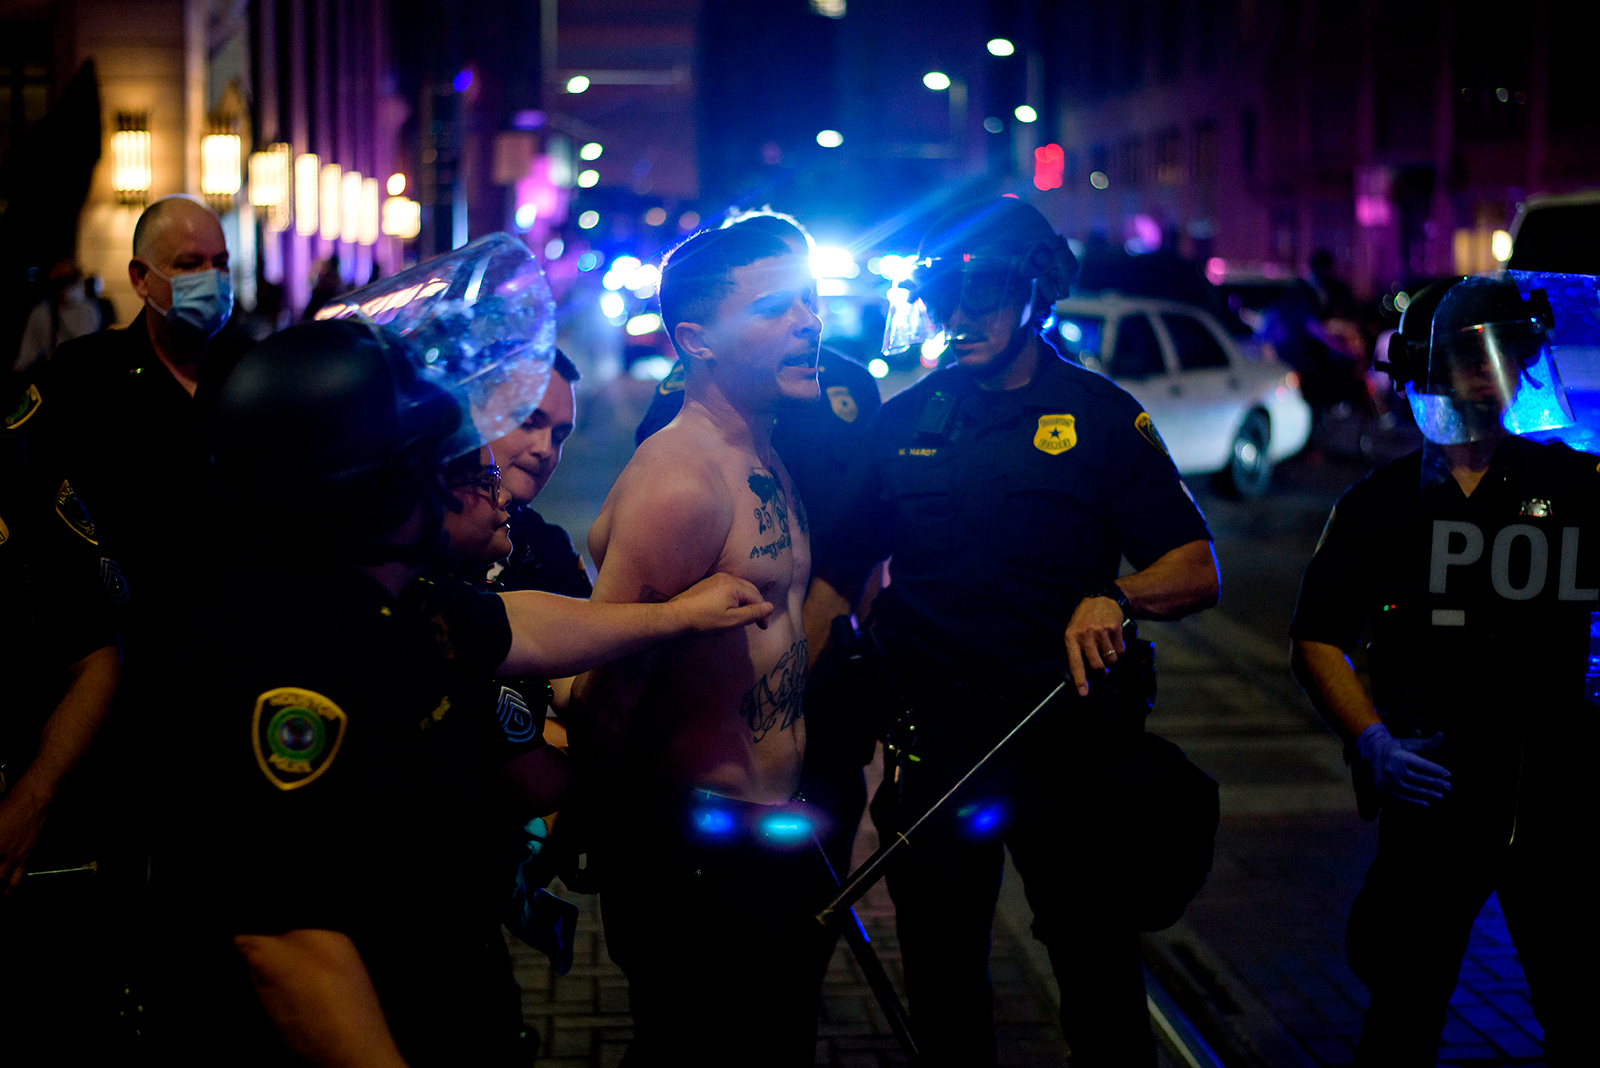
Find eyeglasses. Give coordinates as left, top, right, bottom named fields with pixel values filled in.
left=447, top=463, right=502, bottom=502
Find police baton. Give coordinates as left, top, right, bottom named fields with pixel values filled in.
left=815, top=678, right=1071, bottom=929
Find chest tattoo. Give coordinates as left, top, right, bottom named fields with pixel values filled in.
left=748, top=470, right=794, bottom=560
left=740, top=638, right=806, bottom=743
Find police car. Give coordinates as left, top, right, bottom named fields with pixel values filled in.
left=1054, top=294, right=1313, bottom=497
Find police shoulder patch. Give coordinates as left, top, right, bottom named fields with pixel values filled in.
left=1134, top=412, right=1169, bottom=456
left=657, top=362, right=686, bottom=395
left=496, top=684, right=539, bottom=744
left=4, top=384, right=42, bottom=430
left=55, top=480, right=98, bottom=545
left=1034, top=413, right=1077, bottom=455
left=826, top=385, right=860, bottom=424
left=0, top=512, right=9, bottom=548
left=252, top=687, right=348, bottom=791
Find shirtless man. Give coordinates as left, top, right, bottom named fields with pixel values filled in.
left=574, top=225, right=827, bottom=1066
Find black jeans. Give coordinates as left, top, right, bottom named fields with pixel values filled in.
left=872, top=679, right=1155, bottom=1068
left=1348, top=780, right=1589, bottom=1067
left=600, top=790, right=837, bottom=1068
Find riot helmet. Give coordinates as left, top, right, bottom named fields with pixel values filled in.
left=314, top=232, right=558, bottom=456
left=1377, top=275, right=1466, bottom=390
left=1406, top=275, right=1571, bottom=445
left=211, top=319, right=464, bottom=554
left=883, top=197, right=1078, bottom=355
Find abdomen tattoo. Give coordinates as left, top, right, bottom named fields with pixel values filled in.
left=740, top=638, right=806, bottom=743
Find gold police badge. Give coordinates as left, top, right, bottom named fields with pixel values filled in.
left=252, top=687, right=348, bottom=791
left=657, top=361, right=686, bottom=395
left=827, top=385, right=859, bottom=424
left=1033, top=414, right=1076, bottom=455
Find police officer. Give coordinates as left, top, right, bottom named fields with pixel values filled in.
left=153, top=309, right=771, bottom=1064
left=814, top=197, right=1218, bottom=1067
left=1, top=375, right=123, bottom=1064
left=490, top=349, right=593, bottom=600
left=1290, top=275, right=1596, bottom=1066
left=638, top=209, right=882, bottom=881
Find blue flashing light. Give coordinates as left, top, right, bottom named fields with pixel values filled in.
left=575, top=251, right=600, bottom=272
left=452, top=68, right=473, bottom=93
left=957, top=800, right=1006, bottom=837
left=758, top=812, right=813, bottom=843
left=692, top=806, right=737, bottom=838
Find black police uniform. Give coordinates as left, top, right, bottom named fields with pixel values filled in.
left=1, top=383, right=124, bottom=1065
left=822, top=342, right=1211, bottom=1067
left=637, top=348, right=881, bottom=876
left=494, top=505, right=593, bottom=598
left=1291, top=438, right=1598, bottom=1065
left=38, top=311, right=246, bottom=664
left=158, top=567, right=534, bottom=1067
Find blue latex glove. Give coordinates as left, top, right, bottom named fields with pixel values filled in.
left=1357, top=724, right=1452, bottom=806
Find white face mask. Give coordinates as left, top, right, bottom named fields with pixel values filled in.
left=145, top=264, right=233, bottom=339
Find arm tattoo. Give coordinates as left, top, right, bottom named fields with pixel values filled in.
left=739, top=638, right=806, bottom=743
left=748, top=470, right=793, bottom=560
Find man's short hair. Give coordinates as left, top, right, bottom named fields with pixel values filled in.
left=131, top=194, right=210, bottom=259
left=551, top=348, right=581, bottom=384
left=659, top=226, right=792, bottom=360
left=720, top=208, right=812, bottom=253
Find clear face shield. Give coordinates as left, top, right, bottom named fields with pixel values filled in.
left=1408, top=315, right=1572, bottom=446
left=315, top=233, right=557, bottom=460
left=881, top=254, right=1033, bottom=356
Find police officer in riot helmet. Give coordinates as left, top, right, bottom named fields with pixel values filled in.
left=813, top=197, right=1219, bottom=1067
left=153, top=317, right=771, bottom=1067
left=1291, top=274, right=1597, bottom=1065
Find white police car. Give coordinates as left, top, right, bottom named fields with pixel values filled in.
left=1054, top=295, right=1313, bottom=497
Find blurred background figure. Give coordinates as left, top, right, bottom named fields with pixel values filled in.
left=13, top=260, right=103, bottom=377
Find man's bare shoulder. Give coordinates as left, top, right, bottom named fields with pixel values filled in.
left=590, top=421, right=739, bottom=587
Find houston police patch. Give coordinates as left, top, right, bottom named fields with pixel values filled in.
left=54, top=480, right=98, bottom=545
left=1033, top=414, right=1076, bottom=455
left=496, top=685, right=539, bottom=744
left=1135, top=412, right=1169, bottom=456
left=252, top=687, right=348, bottom=791
left=827, top=385, right=859, bottom=424
left=0, top=512, right=9, bottom=548
left=4, top=384, right=42, bottom=430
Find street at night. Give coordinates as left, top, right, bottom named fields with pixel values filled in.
left=4, top=2, right=1593, bottom=1066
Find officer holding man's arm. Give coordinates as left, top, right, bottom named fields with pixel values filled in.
left=153, top=240, right=771, bottom=1068
left=1290, top=274, right=1597, bottom=1066
left=812, top=197, right=1217, bottom=1068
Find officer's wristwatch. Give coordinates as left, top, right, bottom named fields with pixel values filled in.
left=1091, top=580, right=1132, bottom=623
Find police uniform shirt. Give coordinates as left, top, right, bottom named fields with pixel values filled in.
left=35, top=311, right=246, bottom=662
left=173, top=566, right=518, bottom=1062
left=636, top=349, right=881, bottom=577
left=1, top=383, right=118, bottom=858
left=493, top=505, right=593, bottom=598
left=829, top=345, right=1211, bottom=683
left=1292, top=438, right=1600, bottom=758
